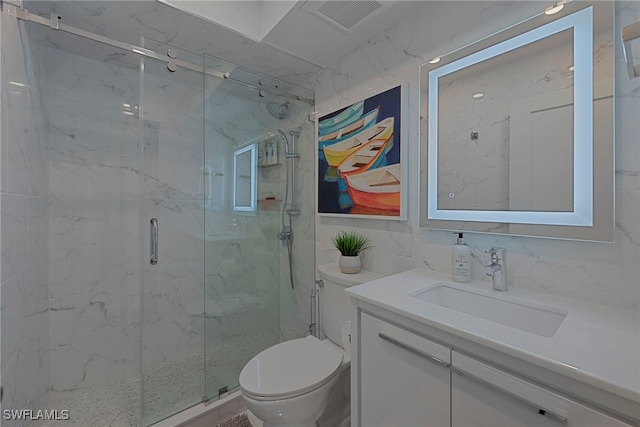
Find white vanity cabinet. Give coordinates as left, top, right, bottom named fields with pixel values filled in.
left=348, top=269, right=639, bottom=427
left=354, top=311, right=634, bottom=427
left=358, top=313, right=451, bottom=427
left=451, top=352, right=632, bottom=427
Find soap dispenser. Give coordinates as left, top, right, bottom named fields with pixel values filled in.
left=451, top=232, right=472, bottom=283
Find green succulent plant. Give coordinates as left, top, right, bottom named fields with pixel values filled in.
left=331, top=231, right=372, bottom=256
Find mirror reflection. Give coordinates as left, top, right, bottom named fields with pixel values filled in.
left=233, top=144, right=257, bottom=212
left=420, top=2, right=613, bottom=241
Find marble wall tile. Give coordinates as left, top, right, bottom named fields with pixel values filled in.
left=1, top=272, right=30, bottom=373
left=49, top=292, right=139, bottom=349
left=48, top=149, right=139, bottom=200
left=144, top=154, right=204, bottom=202
left=48, top=49, right=139, bottom=109
left=46, top=43, right=142, bottom=391
left=49, top=97, right=139, bottom=156
left=4, top=108, right=42, bottom=196
left=1, top=15, right=50, bottom=417
left=49, top=198, right=138, bottom=247
left=48, top=243, right=139, bottom=299
left=2, top=194, right=30, bottom=254
left=312, top=1, right=640, bottom=310
left=1, top=16, right=31, bottom=121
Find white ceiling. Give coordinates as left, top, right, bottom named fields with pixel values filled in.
left=160, top=1, right=298, bottom=42
left=162, top=1, right=421, bottom=68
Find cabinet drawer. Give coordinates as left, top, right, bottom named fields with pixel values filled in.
left=359, top=313, right=451, bottom=427
left=451, top=351, right=632, bottom=427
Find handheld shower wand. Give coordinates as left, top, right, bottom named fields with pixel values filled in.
left=276, top=129, right=299, bottom=289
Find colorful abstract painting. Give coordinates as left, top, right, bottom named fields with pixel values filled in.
left=317, top=85, right=405, bottom=219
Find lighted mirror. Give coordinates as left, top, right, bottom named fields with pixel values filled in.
left=420, top=2, right=613, bottom=241
left=233, top=144, right=257, bottom=212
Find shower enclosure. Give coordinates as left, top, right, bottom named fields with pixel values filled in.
left=0, top=3, right=315, bottom=425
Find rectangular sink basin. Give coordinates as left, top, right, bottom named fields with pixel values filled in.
left=411, top=284, right=567, bottom=337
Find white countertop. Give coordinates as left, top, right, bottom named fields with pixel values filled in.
left=346, top=268, right=640, bottom=404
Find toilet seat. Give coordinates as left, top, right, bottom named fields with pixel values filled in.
left=239, top=336, right=343, bottom=401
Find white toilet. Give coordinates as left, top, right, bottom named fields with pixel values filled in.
left=239, top=262, right=383, bottom=427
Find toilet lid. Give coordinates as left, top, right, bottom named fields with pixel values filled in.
left=239, top=336, right=343, bottom=398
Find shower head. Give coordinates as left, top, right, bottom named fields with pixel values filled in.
left=267, top=101, right=290, bottom=120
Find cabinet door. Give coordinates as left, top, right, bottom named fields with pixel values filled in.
left=451, top=352, right=631, bottom=427
left=359, top=313, right=451, bottom=427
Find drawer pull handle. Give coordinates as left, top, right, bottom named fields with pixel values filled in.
left=378, top=333, right=450, bottom=369
left=451, top=366, right=568, bottom=425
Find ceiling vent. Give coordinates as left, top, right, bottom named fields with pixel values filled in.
left=304, top=1, right=383, bottom=32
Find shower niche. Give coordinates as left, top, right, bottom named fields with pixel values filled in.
left=255, top=136, right=285, bottom=211
left=258, top=137, right=282, bottom=167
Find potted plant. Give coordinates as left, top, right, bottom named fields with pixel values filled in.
left=331, top=230, right=371, bottom=274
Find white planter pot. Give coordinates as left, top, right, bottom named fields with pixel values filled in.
left=339, top=255, right=361, bottom=274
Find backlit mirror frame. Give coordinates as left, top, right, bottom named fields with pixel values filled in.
left=233, top=143, right=257, bottom=212
left=427, top=7, right=593, bottom=226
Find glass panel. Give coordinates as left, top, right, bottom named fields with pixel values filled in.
left=203, top=57, right=283, bottom=400
left=36, top=28, right=142, bottom=426
left=140, top=42, right=205, bottom=425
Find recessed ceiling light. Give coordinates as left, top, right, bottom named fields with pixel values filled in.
left=472, top=92, right=484, bottom=99
left=544, top=2, right=564, bottom=15
left=428, top=57, right=441, bottom=64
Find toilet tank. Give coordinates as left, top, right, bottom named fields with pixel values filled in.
left=317, top=263, right=384, bottom=346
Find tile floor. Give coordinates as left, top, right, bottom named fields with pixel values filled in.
left=30, top=334, right=275, bottom=426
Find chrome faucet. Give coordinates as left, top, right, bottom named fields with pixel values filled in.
left=485, top=247, right=508, bottom=291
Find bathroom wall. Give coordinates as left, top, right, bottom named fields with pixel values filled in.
left=0, top=13, right=50, bottom=421
left=312, top=1, right=640, bottom=310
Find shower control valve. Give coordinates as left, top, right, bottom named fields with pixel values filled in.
left=278, top=226, right=292, bottom=241
left=286, top=207, right=301, bottom=216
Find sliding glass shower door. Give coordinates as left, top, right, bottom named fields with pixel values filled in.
left=202, top=58, right=283, bottom=401
left=5, top=6, right=312, bottom=425
left=140, top=43, right=206, bottom=425
left=140, top=46, right=288, bottom=423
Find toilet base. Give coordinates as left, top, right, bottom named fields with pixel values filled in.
left=240, top=338, right=351, bottom=427
left=241, top=372, right=338, bottom=427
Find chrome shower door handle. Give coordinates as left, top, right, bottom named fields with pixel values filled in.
left=150, top=218, right=158, bottom=265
